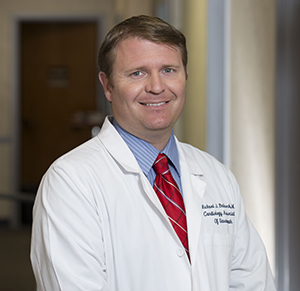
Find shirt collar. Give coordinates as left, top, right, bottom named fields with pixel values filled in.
left=112, top=118, right=181, bottom=177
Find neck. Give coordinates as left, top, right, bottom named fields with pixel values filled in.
left=112, top=118, right=173, bottom=151
left=148, top=139, right=169, bottom=152
left=138, top=129, right=173, bottom=152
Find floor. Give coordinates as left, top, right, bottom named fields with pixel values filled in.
left=0, top=226, right=36, bottom=291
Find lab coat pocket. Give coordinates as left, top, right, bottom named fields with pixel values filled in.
left=196, top=233, right=235, bottom=289
left=201, top=233, right=235, bottom=277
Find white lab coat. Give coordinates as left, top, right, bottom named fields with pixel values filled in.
left=31, top=116, right=276, bottom=291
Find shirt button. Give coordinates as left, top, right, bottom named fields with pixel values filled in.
left=176, top=248, right=185, bottom=257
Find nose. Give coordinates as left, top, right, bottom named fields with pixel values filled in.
left=145, top=73, right=165, bottom=94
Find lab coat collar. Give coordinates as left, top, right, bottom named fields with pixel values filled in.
left=98, top=116, right=142, bottom=173
left=99, top=116, right=204, bottom=177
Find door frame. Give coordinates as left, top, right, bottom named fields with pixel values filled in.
left=11, top=14, right=105, bottom=227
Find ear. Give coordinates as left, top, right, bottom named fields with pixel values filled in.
left=98, top=72, right=112, bottom=102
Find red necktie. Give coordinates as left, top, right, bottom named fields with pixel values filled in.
left=153, top=153, right=189, bottom=260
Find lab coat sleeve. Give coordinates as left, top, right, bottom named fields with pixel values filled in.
left=30, top=160, right=110, bottom=291
left=229, top=172, right=277, bottom=290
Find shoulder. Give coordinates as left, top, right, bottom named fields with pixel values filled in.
left=54, top=137, right=102, bottom=166
left=41, top=135, right=109, bottom=188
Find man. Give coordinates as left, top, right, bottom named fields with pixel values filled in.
left=31, top=15, right=277, bottom=290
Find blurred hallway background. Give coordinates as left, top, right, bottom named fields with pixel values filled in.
left=0, top=0, right=299, bottom=290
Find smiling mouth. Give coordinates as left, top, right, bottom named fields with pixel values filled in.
left=141, top=101, right=167, bottom=107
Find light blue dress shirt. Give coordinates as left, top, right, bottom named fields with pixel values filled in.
left=112, top=119, right=182, bottom=193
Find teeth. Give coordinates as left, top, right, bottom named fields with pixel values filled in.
left=145, top=102, right=166, bottom=106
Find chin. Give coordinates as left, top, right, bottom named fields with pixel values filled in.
left=146, top=120, right=174, bottom=132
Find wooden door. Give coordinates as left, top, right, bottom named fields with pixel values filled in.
left=21, top=21, right=100, bottom=221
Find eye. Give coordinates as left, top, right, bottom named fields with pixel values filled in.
left=132, top=71, right=142, bottom=77
left=164, top=68, right=174, bottom=74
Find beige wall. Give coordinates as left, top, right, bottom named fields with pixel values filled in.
left=115, top=0, right=154, bottom=19
left=230, top=0, right=276, bottom=272
left=182, top=0, right=207, bottom=150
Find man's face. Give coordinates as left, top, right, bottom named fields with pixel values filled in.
left=99, top=37, right=187, bottom=147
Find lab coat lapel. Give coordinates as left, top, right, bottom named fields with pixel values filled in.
left=99, top=116, right=169, bottom=216
left=177, top=141, right=206, bottom=266
left=99, top=116, right=140, bottom=173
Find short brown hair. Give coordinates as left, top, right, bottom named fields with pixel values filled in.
left=98, top=15, right=188, bottom=86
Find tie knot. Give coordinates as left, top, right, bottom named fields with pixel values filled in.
left=153, top=153, right=170, bottom=175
